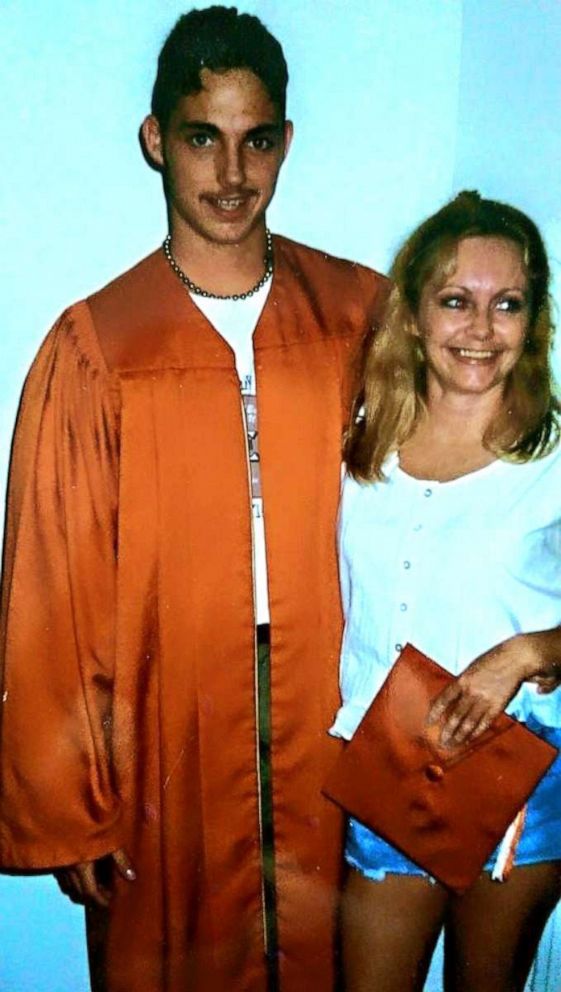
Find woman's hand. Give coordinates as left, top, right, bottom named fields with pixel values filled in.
left=55, top=848, right=136, bottom=908
left=427, top=629, right=561, bottom=747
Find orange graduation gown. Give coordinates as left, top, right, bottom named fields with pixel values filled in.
left=0, top=236, right=387, bottom=991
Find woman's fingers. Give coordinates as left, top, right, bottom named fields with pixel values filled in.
left=444, top=701, right=491, bottom=746
left=428, top=679, right=496, bottom=747
left=427, top=682, right=462, bottom=725
left=427, top=638, right=531, bottom=747
left=440, top=698, right=482, bottom=746
left=427, top=680, right=483, bottom=746
left=467, top=712, right=493, bottom=741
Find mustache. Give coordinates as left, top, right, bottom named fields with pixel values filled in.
left=201, top=188, right=259, bottom=199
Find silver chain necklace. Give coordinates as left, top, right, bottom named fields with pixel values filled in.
left=162, top=229, right=273, bottom=301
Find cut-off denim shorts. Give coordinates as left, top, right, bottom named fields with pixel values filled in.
left=345, top=718, right=561, bottom=883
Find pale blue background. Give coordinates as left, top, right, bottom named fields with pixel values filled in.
left=1, top=1, right=560, bottom=989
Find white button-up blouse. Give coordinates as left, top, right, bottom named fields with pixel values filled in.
left=331, top=445, right=561, bottom=740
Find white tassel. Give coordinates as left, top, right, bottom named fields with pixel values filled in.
left=492, top=806, right=526, bottom=881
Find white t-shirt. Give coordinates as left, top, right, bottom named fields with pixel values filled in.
left=192, top=277, right=272, bottom=624
left=331, top=445, right=561, bottom=740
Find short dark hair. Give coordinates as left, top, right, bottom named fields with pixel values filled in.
left=151, top=6, right=289, bottom=131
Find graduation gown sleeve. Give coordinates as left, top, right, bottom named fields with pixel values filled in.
left=0, top=304, right=122, bottom=868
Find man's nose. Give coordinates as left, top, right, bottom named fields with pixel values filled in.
left=218, top=142, right=245, bottom=187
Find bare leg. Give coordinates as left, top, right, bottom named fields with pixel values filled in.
left=341, top=868, right=448, bottom=992
left=444, top=862, right=561, bottom=992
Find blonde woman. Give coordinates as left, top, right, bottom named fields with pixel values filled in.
left=333, top=192, right=561, bottom=992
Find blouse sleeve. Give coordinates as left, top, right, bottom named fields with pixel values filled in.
left=0, top=305, right=122, bottom=868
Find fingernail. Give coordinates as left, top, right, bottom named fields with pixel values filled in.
left=125, top=868, right=136, bottom=881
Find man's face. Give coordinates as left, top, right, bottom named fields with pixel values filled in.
left=143, top=68, right=293, bottom=246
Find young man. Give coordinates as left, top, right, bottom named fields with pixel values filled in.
left=0, top=8, right=387, bottom=991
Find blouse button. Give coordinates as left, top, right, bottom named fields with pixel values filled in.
left=403, top=560, right=411, bottom=569
left=426, top=763, right=444, bottom=782
left=424, top=488, right=433, bottom=498
left=395, top=643, right=403, bottom=653
left=400, top=603, right=408, bottom=612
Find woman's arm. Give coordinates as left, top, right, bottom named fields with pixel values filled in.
left=427, top=628, right=561, bottom=746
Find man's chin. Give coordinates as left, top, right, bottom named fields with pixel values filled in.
left=198, top=216, right=266, bottom=248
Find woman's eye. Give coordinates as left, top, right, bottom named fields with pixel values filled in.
left=439, top=296, right=466, bottom=310
left=496, top=297, right=524, bottom=313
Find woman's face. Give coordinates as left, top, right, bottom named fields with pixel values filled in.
left=416, top=236, right=530, bottom=400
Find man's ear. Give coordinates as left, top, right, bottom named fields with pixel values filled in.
left=141, top=115, right=165, bottom=170
left=282, top=120, right=294, bottom=160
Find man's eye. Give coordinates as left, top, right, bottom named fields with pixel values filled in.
left=247, top=136, right=274, bottom=151
left=189, top=134, right=213, bottom=148
left=496, top=297, right=524, bottom=313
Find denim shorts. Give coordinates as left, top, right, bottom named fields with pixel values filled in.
left=345, top=719, right=561, bottom=882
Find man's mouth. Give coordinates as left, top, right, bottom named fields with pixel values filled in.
left=204, top=191, right=257, bottom=213
left=215, top=197, right=246, bottom=211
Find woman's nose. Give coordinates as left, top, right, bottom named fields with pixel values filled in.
left=470, top=306, right=494, bottom=339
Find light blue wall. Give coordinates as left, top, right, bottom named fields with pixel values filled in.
left=1, top=2, right=560, bottom=990
left=454, top=0, right=561, bottom=377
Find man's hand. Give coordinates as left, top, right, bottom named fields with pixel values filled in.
left=55, top=848, right=136, bottom=908
left=427, top=629, right=561, bottom=748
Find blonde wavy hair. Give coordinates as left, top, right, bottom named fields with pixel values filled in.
left=345, top=190, right=560, bottom=481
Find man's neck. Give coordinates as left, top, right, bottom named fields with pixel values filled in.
left=168, top=223, right=270, bottom=297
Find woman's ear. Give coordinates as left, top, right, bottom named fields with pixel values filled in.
left=407, top=312, right=421, bottom=338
